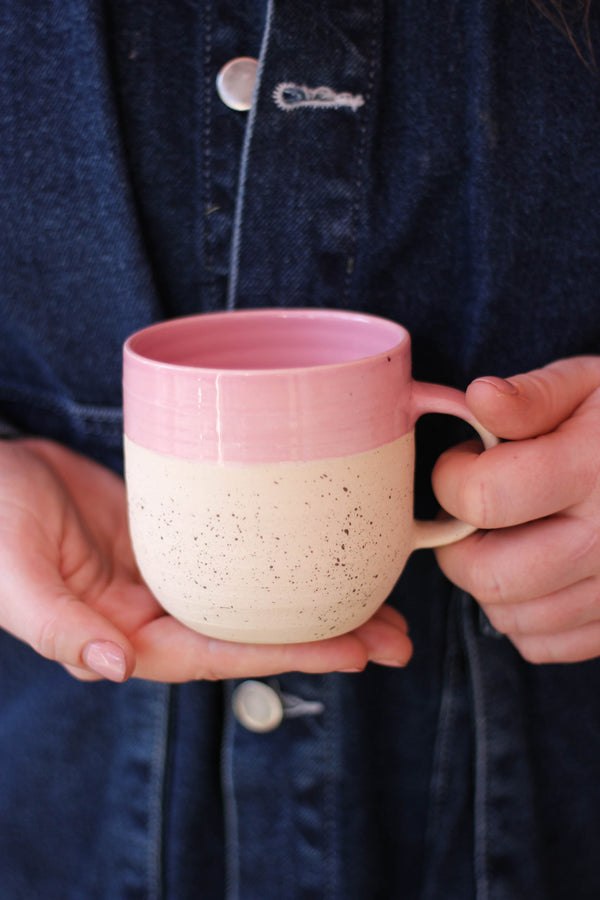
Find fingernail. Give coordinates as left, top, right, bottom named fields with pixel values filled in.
left=338, top=667, right=365, bottom=674
left=474, top=376, right=520, bottom=395
left=82, top=641, right=128, bottom=682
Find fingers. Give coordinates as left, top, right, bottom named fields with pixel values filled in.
left=466, top=356, right=600, bottom=440
left=62, top=664, right=104, bottom=682
left=438, top=532, right=600, bottom=664
left=436, top=516, right=600, bottom=664
left=432, top=356, right=600, bottom=666
left=0, top=441, right=135, bottom=681
left=128, top=603, right=412, bottom=682
left=0, top=542, right=135, bottom=682
left=432, top=422, right=600, bottom=530
left=438, top=357, right=600, bottom=529
left=436, top=513, right=600, bottom=604
left=510, top=622, right=600, bottom=665
left=432, top=388, right=600, bottom=530
left=484, top=577, right=600, bottom=638
left=348, top=603, right=413, bottom=668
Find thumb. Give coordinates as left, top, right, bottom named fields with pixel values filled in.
left=0, top=547, right=135, bottom=682
left=466, top=356, right=600, bottom=440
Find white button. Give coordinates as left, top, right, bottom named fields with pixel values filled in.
left=232, top=680, right=284, bottom=733
left=216, top=57, right=259, bottom=111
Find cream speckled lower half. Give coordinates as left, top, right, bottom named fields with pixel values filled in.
left=124, top=433, right=415, bottom=643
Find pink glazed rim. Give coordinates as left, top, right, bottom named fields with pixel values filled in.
left=122, top=308, right=414, bottom=464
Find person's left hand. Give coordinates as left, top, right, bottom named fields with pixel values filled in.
left=432, top=356, right=600, bottom=664
left=0, top=438, right=411, bottom=683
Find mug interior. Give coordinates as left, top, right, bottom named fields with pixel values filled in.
left=126, top=309, right=408, bottom=371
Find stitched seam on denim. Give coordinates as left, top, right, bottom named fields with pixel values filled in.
left=463, top=0, right=495, bottom=375
left=226, top=0, right=274, bottom=311
left=222, top=680, right=241, bottom=900
left=461, top=592, right=490, bottom=900
left=146, top=685, right=172, bottom=900
left=342, top=3, right=381, bottom=309
left=324, top=675, right=340, bottom=899
left=201, top=0, right=217, bottom=309
left=0, top=383, right=122, bottom=435
left=420, top=604, right=462, bottom=900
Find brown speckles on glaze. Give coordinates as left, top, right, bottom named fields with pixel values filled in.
left=124, top=433, right=416, bottom=643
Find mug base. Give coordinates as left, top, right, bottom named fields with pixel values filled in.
left=171, top=606, right=377, bottom=644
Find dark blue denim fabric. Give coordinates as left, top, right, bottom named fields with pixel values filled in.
left=2, top=1, right=600, bottom=898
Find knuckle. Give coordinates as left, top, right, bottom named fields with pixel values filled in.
left=566, top=522, right=600, bottom=566
left=36, top=614, right=61, bottom=661
left=518, top=645, right=544, bottom=664
left=35, top=593, right=78, bottom=663
left=484, top=603, right=519, bottom=636
left=192, top=650, right=224, bottom=682
left=197, top=666, right=222, bottom=682
left=578, top=447, right=600, bottom=499
left=512, top=635, right=552, bottom=665
left=468, top=558, right=511, bottom=606
left=486, top=601, right=548, bottom=637
left=525, top=371, right=558, bottom=411
left=459, top=473, right=504, bottom=530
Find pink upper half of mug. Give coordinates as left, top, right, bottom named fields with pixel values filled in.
left=123, top=309, right=414, bottom=463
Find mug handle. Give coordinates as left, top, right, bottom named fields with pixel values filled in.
left=410, top=380, right=499, bottom=550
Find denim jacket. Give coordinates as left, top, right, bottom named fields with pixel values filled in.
left=2, top=2, right=600, bottom=898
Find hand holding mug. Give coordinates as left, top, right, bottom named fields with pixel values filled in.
left=0, top=438, right=412, bottom=682
left=434, top=357, right=600, bottom=664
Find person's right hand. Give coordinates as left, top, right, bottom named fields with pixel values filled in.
left=0, top=438, right=412, bottom=683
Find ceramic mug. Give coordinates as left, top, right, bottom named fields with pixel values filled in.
left=123, top=309, right=497, bottom=643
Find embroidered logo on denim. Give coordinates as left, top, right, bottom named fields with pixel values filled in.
left=273, top=82, right=365, bottom=112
